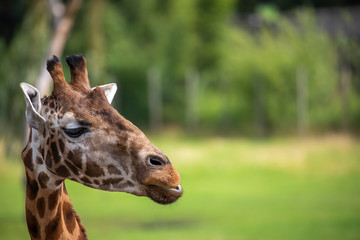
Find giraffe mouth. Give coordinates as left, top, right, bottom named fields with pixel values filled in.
left=145, top=184, right=183, bottom=205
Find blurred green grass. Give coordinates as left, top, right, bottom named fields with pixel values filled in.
left=1, top=134, right=360, bottom=240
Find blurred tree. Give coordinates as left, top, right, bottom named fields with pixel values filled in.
left=36, top=0, right=83, bottom=96
left=1, top=0, right=360, bottom=148
left=0, top=0, right=49, bottom=154
left=235, top=0, right=359, bottom=13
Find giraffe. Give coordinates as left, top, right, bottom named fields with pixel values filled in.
left=20, top=54, right=182, bottom=240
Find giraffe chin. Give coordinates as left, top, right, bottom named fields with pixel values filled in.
left=145, top=184, right=183, bottom=205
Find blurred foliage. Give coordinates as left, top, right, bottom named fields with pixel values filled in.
left=221, top=9, right=341, bottom=133
left=1, top=0, right=360, bottom=148
left=236, top=0, right=359, bottom=13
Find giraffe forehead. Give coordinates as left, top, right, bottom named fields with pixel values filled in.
left=42, top=89, right=147, bottom=148
left=58, top=112, right=79, bottom=127
left=43, top=86, right=134, bottom=132
left=64, top=100, right=127, bottom=129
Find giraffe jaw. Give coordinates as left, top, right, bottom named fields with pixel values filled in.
left=145, top=184, right=183, bottom=205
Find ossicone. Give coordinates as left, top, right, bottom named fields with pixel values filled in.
left=66, top=54, right=91, bottom=91
left=46, top=55, right=68, bottom=96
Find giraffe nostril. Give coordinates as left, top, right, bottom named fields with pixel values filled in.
left=149, top=156, right=165, bottom=166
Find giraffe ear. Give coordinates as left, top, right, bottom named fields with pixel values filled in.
left=20, top=83, right=46, bottom=130
left=93, top=83, right=117, bottom=104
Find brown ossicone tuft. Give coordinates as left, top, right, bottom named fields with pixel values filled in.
left=47, top=55, right=68, bottom=96
left=66, top=54, right=91, bottom=91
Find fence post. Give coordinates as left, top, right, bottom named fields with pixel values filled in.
left=185, top=68, right=199, bottom=131
left=340, top=66, right=351, bottom=131
left=296, top=67, right=308, bottom=136
left=219, top=72, right=230, bottom=132
left=147, top=67, right=163, bottom=131
left=254, top=75, right=265, bottom=137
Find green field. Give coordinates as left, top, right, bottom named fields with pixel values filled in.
left=1, top=134, right=360, bottom=240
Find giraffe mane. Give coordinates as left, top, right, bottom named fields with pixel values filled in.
left=74, top=206, right=88, bottom=239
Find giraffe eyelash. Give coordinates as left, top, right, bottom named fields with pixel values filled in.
left=63, top=127, right=90, bottom=138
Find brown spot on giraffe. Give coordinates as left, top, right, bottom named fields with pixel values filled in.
left=63, top=201, right=76, bottom=234
left=80, top=176, right=92, bottom=184
left=38, top=172, right=49, bottom=189
left=107, top=164, right=122, bottom=175
left=113, top=180, right=135, bottom=189
left=26, top=208, right=40, bottom=238
left=49, top=101, right=55, bottom=109
left=85, top=161, right=104, bottom=177
left=102, top=177, right=123, bottom=186
left=48, top=189, right=60, bottom=211
left=36, top=197, right=45, bottom=218
left=50, top=142, right=61, bottom=163
left=45, top=150, right=52, bottom=168
left=125, top=181, right=135, bottom=188
left=55, top=179, right=63, bottom=186
left=23, top=148, right=34, bottom=171
left=37, top=146, right=44, bottom=157
left=45, top=203, right=62, bottom=239
left=36, top=156, right=43, bottom=165
left=55, top=166, right=71, bottom=178
left=26, top=174, right=39, bottom=200
left=42, top=129, right=46, bottom=139
left=58, top=139, right=65, bottom=153
left=67, top=149, right=83, bottom=169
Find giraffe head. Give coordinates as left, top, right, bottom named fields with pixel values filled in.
left=20, top=55, right=182, bottom=204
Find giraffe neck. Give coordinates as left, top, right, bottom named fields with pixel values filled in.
left=22, top=128, right=87, bottom=240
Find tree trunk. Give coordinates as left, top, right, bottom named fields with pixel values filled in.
left=147, top=67, right=163, bottom=131
left=35, top=0, right=83, bottom=96
left=296, top=67, right=308, bottom=136
left=185, top=68, right=199, bottom=131
left=254, top=75, right=265, bottom=137
left=24, top=0, right=83, bottom=144
left=340, top=66, right=351, bottom=132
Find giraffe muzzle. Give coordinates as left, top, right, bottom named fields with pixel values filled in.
left=145, top=183, right=183, bottom=205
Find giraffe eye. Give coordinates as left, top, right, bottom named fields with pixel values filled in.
left=63, top=127, right=89, bottom=138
